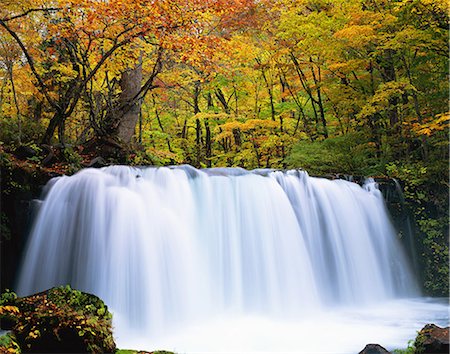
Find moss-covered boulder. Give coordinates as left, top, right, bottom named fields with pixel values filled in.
left=414, top=324, right=449, bottom=354
left=0, top=286, right=116, bottom=353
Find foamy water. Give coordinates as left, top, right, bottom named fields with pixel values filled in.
left=16, top=166, right=448, bottom=353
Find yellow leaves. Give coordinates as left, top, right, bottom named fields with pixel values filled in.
left=214, top=118, right=279, bottom=142
left=412, top=113, right=449, bottom=137
left=1, top=0, right=48, bottom=18
left=327, top=59, right=368, bottom=74
left=241, top=119, right=279, bottom=130
left=422, top=0, right=448, bottom=13
left=52, top=62, right=79, bottom=82
left=334, top=25, right=376, bottom=47
left=214, top=130, right=234, bottom=142
left=27, top=329, right=40, bottom=339
left=145, top=147, right=183, bottom=164
left=194, top=112, right=230, bottom=122
left=381, top=26, right=434, bottom=52
left=0, top=305, right=20, bottom=315
left=358, top=80, right=415, bottom=119
left=214, top=120, right=242, bottom=137
left=376, top=80, right=415, bottom=101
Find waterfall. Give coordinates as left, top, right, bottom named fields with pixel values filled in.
left=17, top=165, right=440, bottom=352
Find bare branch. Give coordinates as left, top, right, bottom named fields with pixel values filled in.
left=1, top=7, right=61, bottom=22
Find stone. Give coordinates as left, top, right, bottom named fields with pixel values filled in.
left=415, top=324, right=449, bottom=354
left=0, top=286, right=116, bottom=353
left=87, top=156, right=108, bottom=168
left=359, top=344, right=391, bottom=354
left=13, top=145, right=38, bottom=160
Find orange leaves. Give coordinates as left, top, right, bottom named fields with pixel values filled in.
left=334, top=25, right=377, bottom=48
left=412, top=113, right=449, bottom=137
left=2, top=0, right=258, bottom=81
left=0, top=305, right=20, bottom=315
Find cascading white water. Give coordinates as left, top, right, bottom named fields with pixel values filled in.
left=16, top=166, right=448, bottom=353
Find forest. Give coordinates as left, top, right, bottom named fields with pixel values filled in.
left=0, top=0, right=448, bottom=295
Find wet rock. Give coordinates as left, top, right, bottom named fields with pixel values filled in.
left=415, top=324, right=449, bottom=354
left=359, top=344, right=391, bottom=354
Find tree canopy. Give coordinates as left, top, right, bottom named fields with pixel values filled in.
left=1, top=0, right=447, bottom=171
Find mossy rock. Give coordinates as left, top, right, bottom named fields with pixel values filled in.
left=414, top=324, right=449, bottom=354
left=0, top=286, right=116, bottom=353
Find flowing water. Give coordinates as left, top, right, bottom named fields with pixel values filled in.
left=16, top=166, right=449, bottom=353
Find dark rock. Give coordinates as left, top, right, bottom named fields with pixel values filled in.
left=359, top=344, right=391, bottom=354
left=53, top=143, right=73, bottom=149
left=13, top=145, right=38, bottom=160
left=0, top=160, right=58, bottom=293
left=415, top=324, right=449, bottom=354
left=83, top=136, right=128, bottom=162
left=0, top=286, right=116, bottom=353
left=87, top=156, right=107, bottom=168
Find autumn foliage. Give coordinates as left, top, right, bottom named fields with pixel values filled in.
left=0, top=0, right=447, bottom=170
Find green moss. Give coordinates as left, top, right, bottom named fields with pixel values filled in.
left=392, top=339, right=416, bottom=354
left=0, top=286, right=116, bottom=353
left=387, top=161, right=449, bottom=296
left=0, top=289, right=18, bottom=306
left=0, top=332, right=21, bottom=353
left=413, top=330, right=428, bottom=354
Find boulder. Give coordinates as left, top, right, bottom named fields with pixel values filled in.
left=359, top=343, right=391, bottom=354
left=0, top=286, right=116, bottom=353
left=13, top=145, right=39, bottom=160
left=415, top=324, right=449, bottom=354
left=87, top=156, right=108, bottom=168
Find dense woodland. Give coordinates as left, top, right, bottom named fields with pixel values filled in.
left=0, top=0, right=448, bottom=295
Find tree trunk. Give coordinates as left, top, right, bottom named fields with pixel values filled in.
left=290, top=53, right=320, bottom=136
left=42, top=111, right=64, bottom=145
left=310, top=58, right=328, bottom=138
left=193, top=82, right=201, bottom=114
left=215, top=88, right=230, bottom=114
left=207, top=92, right=214, bottom=109
left=379, top=49, right=399, bottom=128
left=195, top=117, right=201, bottom=168
left=205, top=120, right=212, bottom=167
left=7, top=63, right=21, bottom=144
left=116, top=61, right=143, bottom=144
left=257, top=58, right=276, bottom=121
